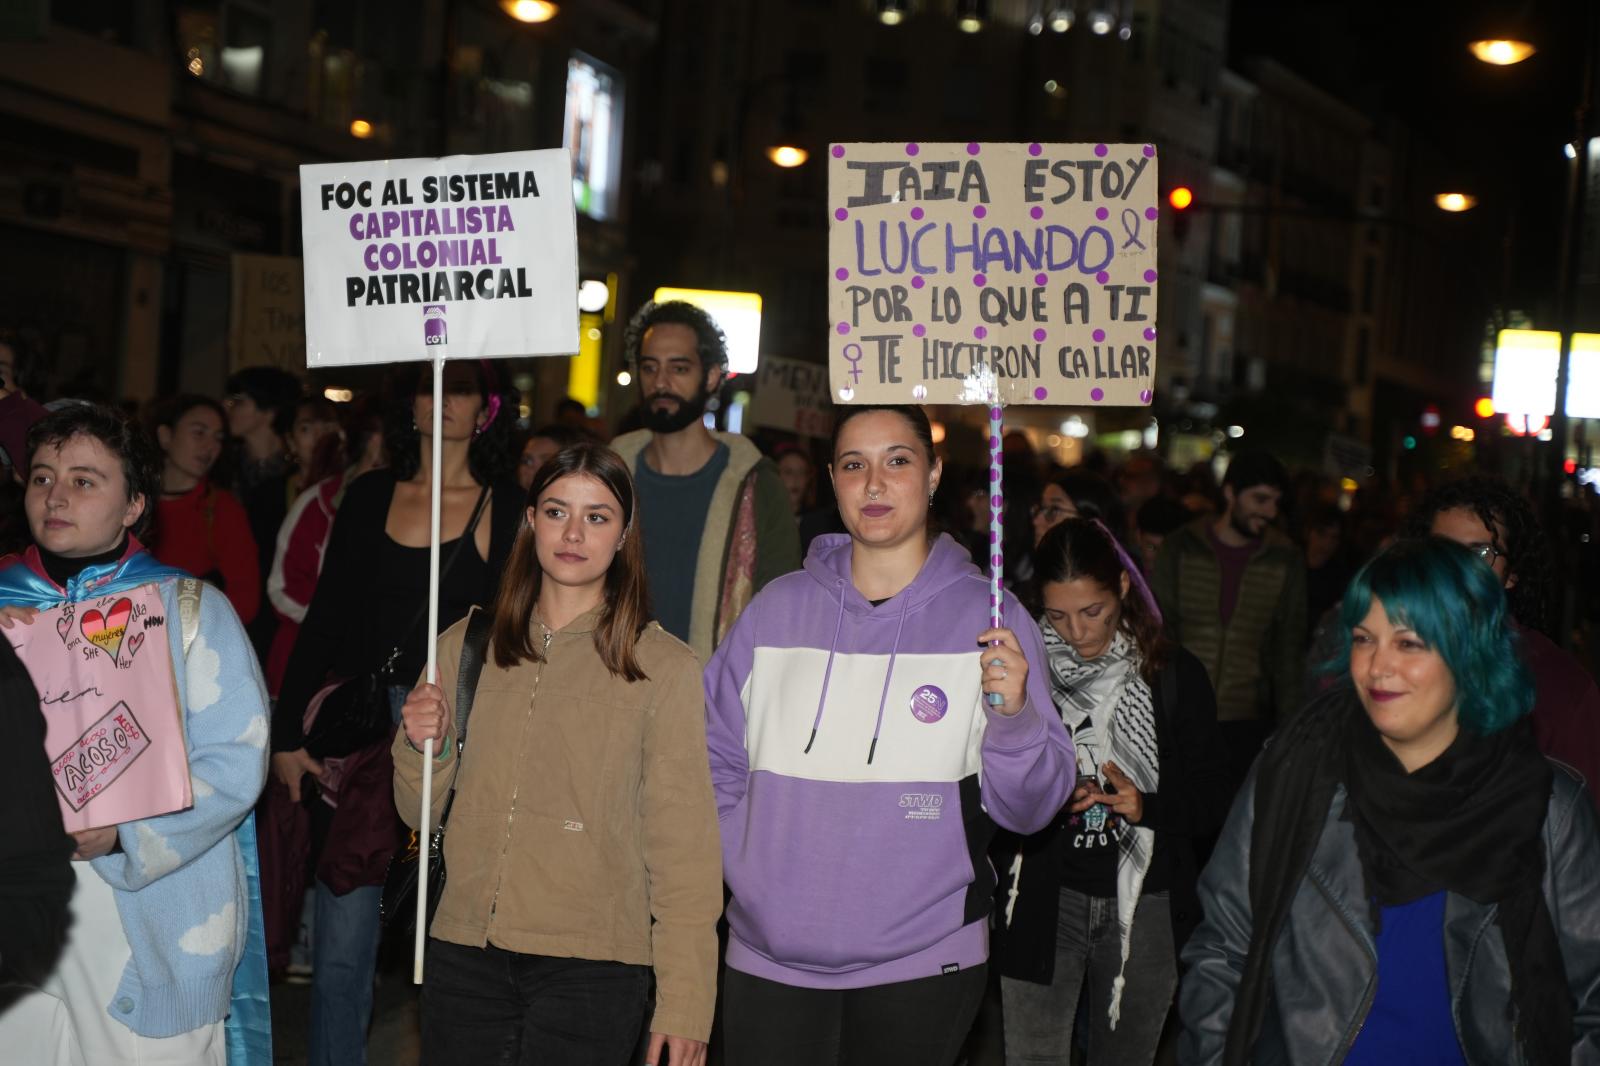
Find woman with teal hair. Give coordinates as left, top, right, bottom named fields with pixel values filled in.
left=1179, top=537, right=1600, bottom=1065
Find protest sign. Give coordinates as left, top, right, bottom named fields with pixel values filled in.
left=230, top=254, right=306, bottom=372
left=299, top=149, right=580, bottom=366
left=12, top=583, right=191, bottom=832
left=827, top=141, right=1159, bottom=407
left=749, top=356, right=833, bottom=439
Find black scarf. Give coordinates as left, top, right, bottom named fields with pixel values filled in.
left=1225, top=684, right=1568, bottom=1065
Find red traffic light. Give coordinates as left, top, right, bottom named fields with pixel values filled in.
left=1565, top=458, right=1579, bottom=475
left=1169, top=186, right=1194, bottom=210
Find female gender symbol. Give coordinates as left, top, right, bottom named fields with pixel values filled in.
left=841, top=342, right=865, bottom=384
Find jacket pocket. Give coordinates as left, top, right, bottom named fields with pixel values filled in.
left=496, top=813, right=620, bottom=937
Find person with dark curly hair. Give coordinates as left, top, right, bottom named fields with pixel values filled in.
left=270, top=359, right=521, bottom=1066
left=610, top=300, right=798, bottom=658
left=1406, top=476, right=1600, bottom=815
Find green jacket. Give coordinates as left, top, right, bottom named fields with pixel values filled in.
left=1151, top=517, right=1307, bottom=723
left=610, top=429, right=800, bottom=662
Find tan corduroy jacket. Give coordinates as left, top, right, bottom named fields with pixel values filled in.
left=393, top=606, right=723, bottom=1041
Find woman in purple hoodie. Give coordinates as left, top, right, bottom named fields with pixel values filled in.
left=704, top=404, right=1076, bottom=1066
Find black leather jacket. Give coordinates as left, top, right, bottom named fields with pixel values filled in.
left=1179, top=761, right=1600, bottom=1065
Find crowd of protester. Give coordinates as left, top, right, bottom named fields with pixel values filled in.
left=3, top=307, right=1600, bottom=1066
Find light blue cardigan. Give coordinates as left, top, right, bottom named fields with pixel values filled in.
left=0, top=547, right=271, bottom=1061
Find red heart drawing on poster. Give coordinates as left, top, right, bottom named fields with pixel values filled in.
left=80, top=597, right=133, bottom=661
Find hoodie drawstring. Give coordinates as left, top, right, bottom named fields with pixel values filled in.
left=803, top=584, right=848, bottom=754
left=866, top=593, right=911, bottom=764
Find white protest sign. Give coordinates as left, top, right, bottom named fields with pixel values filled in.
left=749, top=356, right=833, bottom=439
left=300, top=149, right=580, bottom=366
left=828, top=141, right=1159, bottom=407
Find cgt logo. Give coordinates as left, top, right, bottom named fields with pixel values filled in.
left=899, top=792, right=944, bottom=821
left=423, top=304, right=447, bottom=345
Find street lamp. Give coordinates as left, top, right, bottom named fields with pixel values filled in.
left=957, top=0, right=985, bottom=33
left=1469, top=39, right=1536, bottom=66
left=499, top=0, right=557, bottom=22
left=766, top=145, right=809, bottom=168
left=876, top=0, right=906, bottom=25
left=1434, top=192, right=1479, bottom=212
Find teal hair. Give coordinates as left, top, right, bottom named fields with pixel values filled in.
left=1330, top=537, right=1532, bottom=734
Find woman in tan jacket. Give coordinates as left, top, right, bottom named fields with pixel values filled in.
left=396, top=442, right=722, bottom=1066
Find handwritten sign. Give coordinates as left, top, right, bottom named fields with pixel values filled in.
left=748, top=356, right=833, bottom=439
left=828, top=142, right=1159, bottom=407
left=12, top=583, right=191, bottom=831
left=230, top=254, right=307, bottom=373
left=299, top=149, right=580, bottom=367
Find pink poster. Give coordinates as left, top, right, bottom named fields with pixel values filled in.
left=12, top=582, right=192, bottom=832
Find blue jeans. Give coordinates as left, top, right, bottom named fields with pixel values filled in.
left=306, top=685, right=406, bottom=1066
left=1000, top=888, right=1175, bottom=1066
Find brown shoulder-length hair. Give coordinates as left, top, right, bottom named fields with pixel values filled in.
left=490, top=442, right=653, bottom=680
left=1033, top=517, right=1169, bottom=682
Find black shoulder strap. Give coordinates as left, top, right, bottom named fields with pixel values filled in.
left=453, top=606, right=494, bottom=755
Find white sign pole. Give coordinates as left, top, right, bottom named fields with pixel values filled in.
left=415, top=352, right=444, bottom=983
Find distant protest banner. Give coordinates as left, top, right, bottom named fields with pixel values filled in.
left=230, top=254, right=306, bottom=372
left=827, top=142, right=1159, bottom=407
left=12, top=583, right=191, bottom=832
left=749, top=356, right=833, bottom=439
left=299, top=149, right=579, bottom=366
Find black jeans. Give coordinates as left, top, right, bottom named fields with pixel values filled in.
left=420, top=939, right=649, bottom=1066
left=721, top=965, right=987, bottom=1066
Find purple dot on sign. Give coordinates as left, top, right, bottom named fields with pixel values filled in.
left=1093, top=328, right=1106, bottom=342
left=973, top=205, right=987, bottom=219
left=990, top=467, right=1000, bottom=480
left=835, top=268, right=849, bottom=281
left=974, top=274, right=986, bottom=286
left=991, top=495, right=1003, bottom=508
left=836, top=322, right=850, bottom=335
left=910, top=206, right=924, bottom=221
left=1145, top=206, right=1159, bottom=221
left=1096, top=271, right=1110, bottom=285
left=967, top=142, right=981, bottom=156
left=1096, top=207, right=1109, bottom=221
left=1143, top=327, right=1157, bottom=341
left=990, top=406, right=1003, bottom=421
left=990, top=530, right=998, bottom=544
left=834, top=208, right=848, bottom=221
left=1033, top=328, right=1047, bottom=342
left=1030, top=205, right=1044, bottom=220
left=1144, top=269, right=1158, bottom=282
left=831, top=145, right=846, bottom=158
left=1095, top=143, right=1108, bottom=157
left=974, top=326, right=988, bottom=340
left=1143, top=144, right=1156, bottom=158
left=912, top=276, right=926, bottom=289
left=992, top=555, right=1004, bottom=568
left=1034, top=387, right=1049, bottom=400
left=1091, top=388, right=1105, bottom=402
left=1140, top=389, right=1153, bottom=403
left=905, top=142, right=920, bottom=156
left=913, top=324, right=926, bottom=337
left=1035, top=273, right=1049, bottom=286
left=990, top=433, right=1001, bottom=450
left=1029, top=142, right=1042, bottom=156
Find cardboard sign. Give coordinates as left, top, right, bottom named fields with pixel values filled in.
left=230, top=253, right=307, bottom=372
left=299, top=149, right=581, bottom=367
left=12, top=584, right=191, bottom=831
left=828, top=142, right=1159, bottom=407
left=748, top=356, right=833, bottom=439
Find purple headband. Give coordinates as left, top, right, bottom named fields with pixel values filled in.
left=1091, top=517, right=1163, bottom=629
left=473, top=359, right=502, bottom=436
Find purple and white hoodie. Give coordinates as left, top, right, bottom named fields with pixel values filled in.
left=704, top=532, right=1075, bottom=989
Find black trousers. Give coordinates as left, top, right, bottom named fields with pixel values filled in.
left=721, top=964, right=987, bottom=1066
left=420, top=939, right=649, bottom=1066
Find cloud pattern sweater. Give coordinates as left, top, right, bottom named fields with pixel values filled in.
left=704, top=533, right=1075, bottom=989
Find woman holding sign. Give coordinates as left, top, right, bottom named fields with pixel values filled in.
left=703, top=404, right=1075, bottom=1066
left=0, top=404, right=271, bottom=1065
left=396, top=442, right=722, bottom=1066
left=271, top=358, right=518, bottom=1066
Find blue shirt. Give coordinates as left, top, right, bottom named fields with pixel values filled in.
left=635, top=442, right=730, bottom=643
left=1344, top=890, right=1467, bottom=1066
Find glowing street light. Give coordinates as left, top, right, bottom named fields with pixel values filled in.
left=349, top=119, right=374, bottom=139
left=766, top=145, right=809, bottom=168
left=500, top=0, right=557, bottom=23
left=1468, top=39, right=1536, bottom=66
left=1434, top=192, right=1478, bottom=213
left=876, top=0, right=906, bottom=25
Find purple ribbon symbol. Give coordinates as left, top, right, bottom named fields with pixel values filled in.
left=843, top=342, right=865, bottom=384
left=1121, top=208, right=1146, bottom=251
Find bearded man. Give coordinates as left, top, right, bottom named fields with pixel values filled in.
left=610, top=301, right=799, bottom=659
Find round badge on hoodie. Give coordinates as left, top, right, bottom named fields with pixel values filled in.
left=909, top=684, right=948, bottom=723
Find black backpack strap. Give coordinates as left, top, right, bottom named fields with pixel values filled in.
left=453, top=607, right=494, bottom=756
